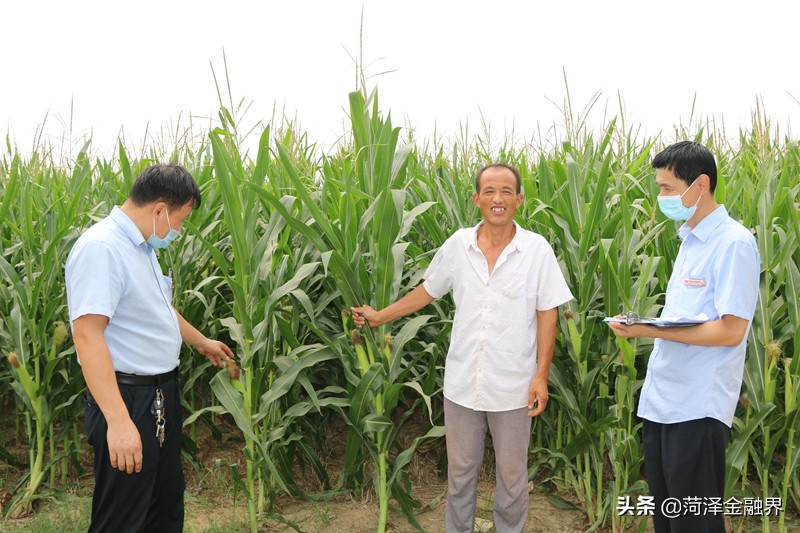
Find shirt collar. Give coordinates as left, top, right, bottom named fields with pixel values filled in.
left=467, top=221, right=523, bottom=252
left=110, top=206, right=147, bottom=248
left=678, top=205, right=728, bottom=243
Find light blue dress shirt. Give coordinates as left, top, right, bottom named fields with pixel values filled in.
left=637, top=205, right=760, bottom=427
left=65, top=206, right=181, bottom=374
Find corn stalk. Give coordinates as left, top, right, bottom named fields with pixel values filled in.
left=0, top=149, right=91, bottom=516
left=258, top=89, right=444, bottom=533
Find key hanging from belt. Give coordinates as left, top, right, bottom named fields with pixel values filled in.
left=151, top=388, right=166, bottom=447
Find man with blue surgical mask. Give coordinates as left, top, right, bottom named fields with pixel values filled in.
left=66, top=164, right=239, bottom=532
left=607, top=141, right=760, bottom=533
left=146, top=207, right=181, bottom=249
left=656, top=177, right=701, bottom=221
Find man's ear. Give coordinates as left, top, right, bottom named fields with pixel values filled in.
left=149, top=201, right=167, bottom=219
left=696, top=174, right=710, bottom=193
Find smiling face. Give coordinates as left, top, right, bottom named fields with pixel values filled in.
left=473, top=166, right=523, bottom=227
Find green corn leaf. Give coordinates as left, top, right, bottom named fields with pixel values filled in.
left=210, top=371, right=257, bottom=443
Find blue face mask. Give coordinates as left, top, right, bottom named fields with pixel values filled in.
left=657, top=180, right=702, bottom=221
left=147, top=209, right=180, bottom=249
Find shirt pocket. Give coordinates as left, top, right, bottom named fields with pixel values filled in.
left=498, top=270, right=529, bottom=319
left=668, top=274, right=714, bottom=318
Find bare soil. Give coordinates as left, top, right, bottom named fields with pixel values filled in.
left=182, top=414, right=592, bottom=532
left=10, top=410, right=793, bottom=532
left=1, top=412, right=594, bottom=532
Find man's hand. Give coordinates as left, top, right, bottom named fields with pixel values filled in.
left=174, top=311, right=239, bottom=378
left=608, top=315, right=748, bottom=347
left=197, top=338, right=239, bottom=378
left=73, top=314, right=144, bottom=472
left=349, top=285, right=435, bottom=329
left=607, top=321, right=652, bottom=339
left=107, top=418, right=143, bottom=474
left=527, top=377, right=549, bottom=417
left=351, top=305, right=381, bottom=328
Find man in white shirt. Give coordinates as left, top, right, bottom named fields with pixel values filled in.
left=352, top=163, right=573, bottom=533
left=66, top=164, right=238, bottom=532
left=608, top=142, right=760, bottom=533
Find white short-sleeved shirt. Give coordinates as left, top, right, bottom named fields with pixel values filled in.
left=423, top=222, right=573, bottom=412
left=637, top=205, right=760, bottom=427
left=65, top=206, right=181, bottom=374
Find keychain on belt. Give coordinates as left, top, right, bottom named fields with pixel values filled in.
left=151, top=388, right=165, bottom=447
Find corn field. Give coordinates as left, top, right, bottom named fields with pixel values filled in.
left=1, top=89, right=798, bottom=532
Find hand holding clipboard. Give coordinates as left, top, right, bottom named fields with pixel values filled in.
left=603, top=311, right=709, bottom=328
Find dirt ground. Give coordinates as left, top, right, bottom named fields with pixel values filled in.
left=0, top=404, right=593, bottom=533
left=181, top=415, right=594, bottom=533
left=255, top=482, right=590, bottom=533
left=4, top=412, right=793, bottom=532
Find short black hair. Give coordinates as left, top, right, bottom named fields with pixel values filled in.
left=128, top=164, right=202, bottom=209
left=651, top=141, right=717, bottom=193
left=475, top=163, right=522, bottom=193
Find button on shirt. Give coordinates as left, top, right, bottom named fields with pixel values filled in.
left=423, top=222, right=573, bottom=412
left=637, top=206, right=760, bottom=427
left=65, top=206, right=181, bottom=374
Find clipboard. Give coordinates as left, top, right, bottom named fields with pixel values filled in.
left=603, top=312, right=709, bottom=328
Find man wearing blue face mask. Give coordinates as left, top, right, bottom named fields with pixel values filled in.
left=607, top=141, right=760, bottom=533
left=65, top=164, right=239, bottom=532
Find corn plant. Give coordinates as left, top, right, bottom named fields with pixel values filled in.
left=0, top=149, right=93, bottom=516
left=518, top=127, right=659, bottom=529
left=188, top=119, right=348, bottom=531
left=258, top=90, right=446, bottom=532
left=724, top=136, right=800, bottom=533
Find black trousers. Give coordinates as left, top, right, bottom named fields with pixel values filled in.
left=642, top=417, right=731, bottom=533
left=85, top=378, right=184, bottom=533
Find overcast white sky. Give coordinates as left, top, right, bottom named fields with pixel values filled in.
left=2, top=1, right=799, bottom=159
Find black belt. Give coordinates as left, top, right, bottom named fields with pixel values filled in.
left=115, top=367, right=178, bottom=386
